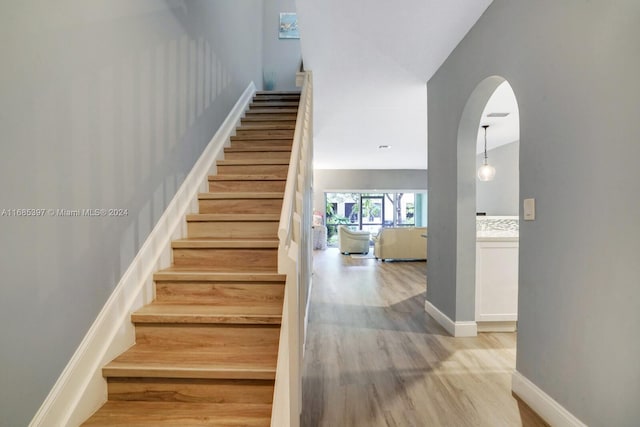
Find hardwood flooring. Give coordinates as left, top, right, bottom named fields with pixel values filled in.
left=302, top=248, right=547, bottom=427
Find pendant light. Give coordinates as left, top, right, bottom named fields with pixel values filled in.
left=477, top=125, right=496, bottom=181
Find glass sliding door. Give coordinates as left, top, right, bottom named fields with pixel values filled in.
left=324, top=191, right=427, bottom=246
left=360, top=194, right=384, bottom=235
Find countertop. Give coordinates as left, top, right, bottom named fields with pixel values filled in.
left=476, top=216, right=519, bottom=242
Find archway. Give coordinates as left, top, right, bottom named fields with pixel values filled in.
left=455, top=75, right=520, bottom=334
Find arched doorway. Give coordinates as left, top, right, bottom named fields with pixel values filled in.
left=455, top=75, right=520, bottom=334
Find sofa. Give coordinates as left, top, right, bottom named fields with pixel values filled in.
left=373, top=227, right=427, bottom=261
left=338, top=226, right=371, bottom=254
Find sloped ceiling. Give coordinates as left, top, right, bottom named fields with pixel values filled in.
left=296, top=0, right=493, bottom=169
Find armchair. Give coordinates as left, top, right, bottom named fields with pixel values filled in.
left=338, top=226, right=371, bottom=254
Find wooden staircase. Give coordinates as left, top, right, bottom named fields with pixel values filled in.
left=83, top=91, right=300, bottom=426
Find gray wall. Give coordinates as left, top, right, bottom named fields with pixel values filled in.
left=0, top=1, right=263, bottom=425
left=427, top=1, right=640, bottom=425
left=476, top=141, right=519, bottom=215
left=263, top=0, right=302, bottom=90
left=313, top=169, right=428, bottom=218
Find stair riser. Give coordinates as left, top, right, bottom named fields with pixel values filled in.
left=107, top=378, right=274, bottom=404
left=223, top=151, right=291, bottom=161
left=134, top=324, right=281, bottom=349
left=198, top=198, right=283, bottom=214
left=187, top=221, right=279, bottom=239
left=155, top=282, right=284, bottom=306
left=231, top=136, right=293, bottom=143
left=230, top=140, right=293, bottom=149
left=208, top=180, right=286, bottom=193
left=172, top=248, right=278, bottom=269
left=235, top=129, right=294, bottom=137
left=217, top=165, right=289, bottom=176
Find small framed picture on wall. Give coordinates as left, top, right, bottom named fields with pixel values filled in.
left=279, top=13, right=300, bottom=39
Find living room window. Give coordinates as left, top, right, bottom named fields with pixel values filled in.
left=324, top=192, right=424, bottom=247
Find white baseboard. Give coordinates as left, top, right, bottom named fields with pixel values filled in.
left=424, top=300, right=477, bottom=337
left=512, top=371, right=587, bottom=427
left=29, top=82, right=257, bottom=427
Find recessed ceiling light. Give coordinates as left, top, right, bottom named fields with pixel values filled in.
left=487, top=112, right=510, bottom=117
left=378, top=145, right=391, bottom=149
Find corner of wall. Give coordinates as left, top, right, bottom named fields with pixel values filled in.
left=424, top=300, right=477, bottom=337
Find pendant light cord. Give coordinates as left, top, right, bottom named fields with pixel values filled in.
left=482, top=125, right=489, bottom=163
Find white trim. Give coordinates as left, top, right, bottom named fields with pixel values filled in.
left=476, top=321, right=517, bottom=332
left=476, top=313, right=518, bottom=322
left=512, top=371, right=587, bottom=427
left=29, top=82, right=257, bottom=427
left=302, top=275, right=313, bottom=357
left=424, top=300, right=478, bottom=337
left=453, top=321, right=478, bottom=337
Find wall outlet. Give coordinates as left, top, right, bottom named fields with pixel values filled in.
left=524, top=198, right=535, bottom=220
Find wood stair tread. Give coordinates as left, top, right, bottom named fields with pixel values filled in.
left=198, top=192, right=283, bottom=200
left=132, top=303, right=282, bottom=324
left=172, top=238, right=278, bottom=248
left=241, top=116, right=296, bottom=122
left=249, top=102, right=299, bottom=107
left=154, top=268, right=285, bottom=282
left=253, top=98, right=300, bottom=103
left=253, top=96, right=300, bottom=101
left=104, top=348, right=277, bottom=380
left=244, top=108, right=298, bottom=114
left=208, top=175, right=286, bottom=181
left=224, top=146, right=291, bottom=152
left=186, top=214, right=279, bottom=221
left=255, top=90, right=300, bottom=95
left=230, top=134, right=293, bottom=140
left=237, top=124, right=295, bottom=130
left=254, top=93, right=300, bottom=97
left=254, top=94, right=300, bottom=98
left=217, top=159, right=289, bottom=165
left=83, top=401, right=272, bottom=426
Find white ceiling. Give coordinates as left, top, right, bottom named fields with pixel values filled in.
left=295, top=0, right=493, bottom=169
left=477, top=80, right=520, bottom=153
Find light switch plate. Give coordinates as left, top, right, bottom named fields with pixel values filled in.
left=524, top=198, right=535, bottom=220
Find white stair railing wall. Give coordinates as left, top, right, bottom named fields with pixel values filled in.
left=273, top=71, right=313, bottom=427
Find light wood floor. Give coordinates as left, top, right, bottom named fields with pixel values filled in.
left=302, top=248, right=547, bottom=427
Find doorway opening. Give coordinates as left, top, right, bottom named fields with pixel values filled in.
left=473, top=80, right=520, bottom=332
left=456, top=76, right=520, bottom=335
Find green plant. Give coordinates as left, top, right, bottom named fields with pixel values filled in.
left=326, top=215, right=350, bottom=241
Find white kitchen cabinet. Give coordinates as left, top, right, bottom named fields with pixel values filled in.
left=475, top=237, right=518, bottom=332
